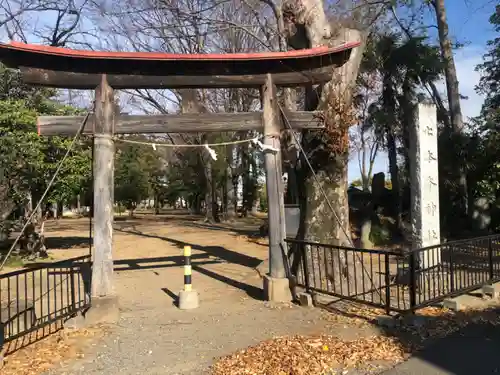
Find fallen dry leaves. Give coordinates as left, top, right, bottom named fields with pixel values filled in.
left=211, top=334, right=406, bottom=375
left=1, top=327, right=103, bottom=375
left=212, top=303, right=500, bottom=375
left=396, top=306, right=500, bottom=349
left=323, top=303, right=500, bottom=336
left=320, top=305, right=387, bottom=327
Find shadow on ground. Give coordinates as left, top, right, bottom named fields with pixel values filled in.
left=1, top=236, right=92, bottom=252
left=2, top=321, right=66, bottom=355
left=113, top=254, right=222, bottom=272
left=45, top=236, right=92, bottom=249
left=321, top=300, right=500, bottom=375
left=161, top=287, right=180, bottom=306
left=182, top=222, right=264, bottom=239
left=114, top=227, right=265, bottom=300
left=114, top=227, right=262, bottom=268
left=383, top=320, right=500, bottom=374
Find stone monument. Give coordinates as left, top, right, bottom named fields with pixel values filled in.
left=410, top=103, right=441, bottom=269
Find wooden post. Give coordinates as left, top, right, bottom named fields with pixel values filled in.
left=262, top=75, right=291, bottom=301
left=91, top=74, right=115, bottom=298
left=262, top=74, right=286, bottom=279
left=261, top=74, right=291, bottom=302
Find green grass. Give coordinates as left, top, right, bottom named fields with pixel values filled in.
left=0, top=254, right=24, bottom=269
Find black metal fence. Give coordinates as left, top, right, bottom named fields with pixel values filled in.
left=409, top=234, right=500, bottom=309
left=0, top=255, right=91, bottom=346
left=286, top=234, right=500, bottom=314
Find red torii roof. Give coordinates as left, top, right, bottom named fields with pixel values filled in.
left=0, top=41, right=360, bottom=89
left=1, top=41, right=359, bottom=62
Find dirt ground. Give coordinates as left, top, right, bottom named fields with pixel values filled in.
left=1, top=212, right=395, bottom=374
left=3, top=212, right=500, bottom=374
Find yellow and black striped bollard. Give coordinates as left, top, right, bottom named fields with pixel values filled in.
left=183, top=245, right=192, bottom=292
left=178, top=245, right=199, bottom=309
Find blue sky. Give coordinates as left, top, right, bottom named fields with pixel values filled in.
left=348, top=0, right=498, bottom=182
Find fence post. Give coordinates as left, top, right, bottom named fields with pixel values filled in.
left=449, top=246, right=455, bottom=293
left=409, top=251, right=417, bottom=312
left=384, top=253, right=391, bottom=315
left=489, top=238, right=494, bottom=283
left=70, top=266, right=77, bottom=311
left=302, top=243, right=311, bottom=294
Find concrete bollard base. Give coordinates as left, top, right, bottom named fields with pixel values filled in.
left=178, top=290, right=199, bottom=310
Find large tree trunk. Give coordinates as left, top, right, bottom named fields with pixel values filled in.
left=285, top=164, right=299, bottom=204
left=191, top=194, right=202, bottom=215
left=203, top=150, right=215, bottom=222
left=433, top=0, right=464, bottom=134
left=76, top=194, right=81, bottom=214
left=387, top=130, right=401, bottom=224
left=233, top=173, right=239, bottom=217
left=0, top=183, right=15, bottom=221
left=0, top=191, right=15, bottom=243
left=433, top=0, right=468, bottom=219
left=382, top=73, right=402, bottom=230
left=241, top=155, right=249, bottom=217
left=225, top=169, right=237, bottom=219
left=428, top=81, right=451, bottom=130
left=400, top=78, right=415, bottom=220
left=282, top=1, right=374, bottom=297
left=241, top=143, right=256, bottom=216
left=225, top=147, right=237, bottom=220
left=0, top=201, right=15, bottom=222
left=282, top=86, right=300, bottom=205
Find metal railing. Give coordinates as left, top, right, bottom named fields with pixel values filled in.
left=409, top=234, right=500, bottom=309
left=286, top=234, right=500, bottom=313
left=0, top=255, right=91, bottom=346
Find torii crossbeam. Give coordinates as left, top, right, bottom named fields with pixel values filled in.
left=0, top=41, right=359, bottom=316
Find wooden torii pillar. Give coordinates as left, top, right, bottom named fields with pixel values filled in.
left=92, top=75, right=115, bottom=298
left=262, top=74, right=289, bottom=301
left=0, top=41, right=359, bottom=317
left=84, top=75, right=120, bottom=323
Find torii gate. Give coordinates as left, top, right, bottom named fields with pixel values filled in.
left=0, top=41, right=358, bottom=319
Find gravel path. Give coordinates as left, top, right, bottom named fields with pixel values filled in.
left=46, top=270, right=379, bottom=375
left=38, top=216, right=381, bottom=375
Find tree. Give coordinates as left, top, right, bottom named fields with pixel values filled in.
left=426, top=0, right=464, bottom=132
left=351, top=65, right=382, bottom=192
left=281, top=0, right=374, bottom=246
left=362, top=33, right=442, bottom=229
left=475, top=5, right=500, bottom=131
left=470, top=5, right=500, bottom=230
left=92, top=0, right=269, bottom=222
left=276, top=0, right=389, bottom=296
left=427, top=0, right=469, bottom=218
left=114, top=140, right=163, bottom=216
left=0, top=0, right=96, bottom=226
left=1, top=0, right=95, bottom=48
left=164, top=150, right=206, bottom=212
left=0, top=99, right=41, bottom=221
left=0, top=97, right=90, bottom=238
left=0, top=80, right=91, bottom=234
